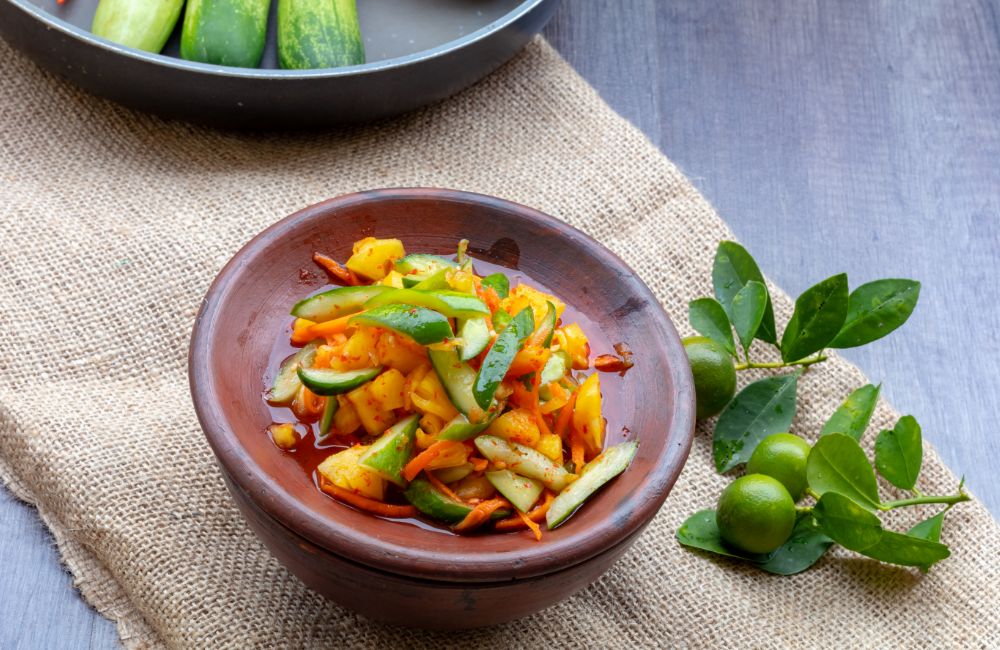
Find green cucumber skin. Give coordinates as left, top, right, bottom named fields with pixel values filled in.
left=546, top=441, right=639, bottom=529
left=428, top=349, right=480, bottom=416
left=395, top=254, right=457, bottom=275
left=404, top=478, right=510, bottom=525
left=277, top=0, right=365, bottom=70
left=487, top=470, right=543, bottom=513
left=473, top=307, right=534, bottom=409
left=92, top=0, right=185, bottom=53
left=364, top=289, right=489, bottom=319
left=359, top=415, right=419, bottom=486
left=296, top=366, right=381, bottom=396
left=475, top=435, right=572, bottom=492
left=291, top=285, right=388, bottom=322
left=180, top=0, right=271, bottom=68
left=458, top=317, right=491, bottom=361
left=318, top=395, right=339, bottom=438
left=437, top=413, right=493, bottom=441
left=267, top=341, right=319, bottom=404
left=351, top=304, right=453, bottom=345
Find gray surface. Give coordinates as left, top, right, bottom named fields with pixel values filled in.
left=2, top=0, right=998, bottom=646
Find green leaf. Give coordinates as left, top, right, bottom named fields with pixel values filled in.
left=757, top=514, right=834, bottom=575
left=676, top=510, right=756, bottom=560
left=712, top=373, right=799, bottom=473
left=908, top=510, right=945, bottom=543
left=712, top=241, right=777, bottom=344
left=874, top=415, right=923, bottom=490
left=813, top=492, right=884, bottom=552
left=676, top=510, right=831, bottom=575
left=829, top=279, right=920, bottom=349
left=860, top=531, right=950, bottom=568
left=731, top=281, right=767, bottom=355
left=820, top=383, right=881, bottom=441
left=481, top=273, right=510, bottom=299
left=806, top=433, right=881, bottom=510
left=780, top=273, right=849, bottom=362
left=688, top=298, right=736, bottom=356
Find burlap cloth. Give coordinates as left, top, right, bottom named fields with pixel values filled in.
left=1, top=36, right=998, bottom=649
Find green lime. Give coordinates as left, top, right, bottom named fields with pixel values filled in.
left=716, top=474, right=795, bottom=554
left=683, top=336, right=736, bottom=419
left=746, top=432, right=812, bottom=501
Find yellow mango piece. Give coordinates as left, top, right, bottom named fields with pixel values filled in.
left=446, top=267, right=475, bottom=293
left=377, top=331, right=428, bottom=374
left=556, top=323, right=591, bottom=370
left=535, top=433, right=564, bottom=464
left=290, top=317, right=317, bottom=345
left=501, top=284, right=565, bottom=325
left=380, top=270, right=405, bottom=288
left=369, top=368, right=406, bottom=411
left=487, top=407, right=541, bottom=447
left=346, top=384, right=396, bottom=436
left=332, top=396, right=361, bottom=436
left=317, top=446, right=385, bottom=500
left=269, top=423, right=298, bottom=450
left=573, top=373, right=605, bottom=455
left=345, top=237, right=406, bottom=281
left=336, top=326, right=381, bottom=371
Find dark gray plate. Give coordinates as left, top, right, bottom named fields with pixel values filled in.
left=0, top=0, right=558, bottom=128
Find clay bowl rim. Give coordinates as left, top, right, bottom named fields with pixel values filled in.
left=189, top=188, right=695, bottom=583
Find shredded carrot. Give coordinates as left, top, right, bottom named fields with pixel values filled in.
left=425, top=471, right=463, bottom=503
left=494, top=492, right=554, bottom=530
left=570, top=429, right=586, bottom=472
left=553, top=390, right=579, bottom=440
left=470, top=457, right=489, bottom=472
left=529, top=373, right=554, bottom=437
left=301, top=388, right=325, bottom=416
left=517, top=510, right=543, bottom=541
left=402, top=440, right=449, bottom=481
left=453, top=498, right=511, bottom=533
left=476, top=284, right=501, bottom=315
left=313, top=252, right=354, bottom=285
left=320, top=480, right=418, bottom=518
left=308, top=311, right=363, bottom=338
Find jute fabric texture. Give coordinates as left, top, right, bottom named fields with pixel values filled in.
left=1, top=37, right=998, bottom=649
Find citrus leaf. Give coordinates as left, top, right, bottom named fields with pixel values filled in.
left=820, top=383, right=881, bottom=441
left=688, top=298, right=736, bottom=356
left=757, top=514, right=834, bottom=575
left=806, top=433, right=881, bottom=510
left=813, top=492, right=883, bottom=552
left=860, top=531, right=950, bottom=568
left=829, top=279, right=920, bottom=349
left=780, top=273, right=849, bottom=362
left=713, top=373, right=799, bottom=473
left=675, top=510, right=755, bottom=560
left=731, top=281, right=767, bottom=355
left=908, top=510, right=945, bottom=543
left=712, top=241, right=777, bottom=344
left=874, top=415, right=923, bottom=490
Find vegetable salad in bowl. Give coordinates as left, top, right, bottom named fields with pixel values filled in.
left=265, top=236, right=637, bottom=540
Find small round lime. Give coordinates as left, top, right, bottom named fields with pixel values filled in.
left=683, top=336, right=736, bottom=419
left=716, top=474, right=796, bottom=554
left=746, top=432, right=812, bottom=501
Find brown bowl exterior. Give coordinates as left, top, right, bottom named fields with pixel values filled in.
left=189, top=188, right=695, bottom=624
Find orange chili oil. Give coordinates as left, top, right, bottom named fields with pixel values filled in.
left=263, top=256, right=630, bottom=534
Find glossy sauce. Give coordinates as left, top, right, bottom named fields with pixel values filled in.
left=263, top=256, right=632, bottom=534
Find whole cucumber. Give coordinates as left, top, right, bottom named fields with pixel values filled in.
left=91, top=0, right=185, bottom=53
left=181, top=0, right=272, bottom=68
left=277, top=0, right=365, bottom=70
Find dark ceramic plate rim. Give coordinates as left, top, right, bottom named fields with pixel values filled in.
left=189, top=188, right=695, bottom=582
left=9, top=0, right=544, bottom=79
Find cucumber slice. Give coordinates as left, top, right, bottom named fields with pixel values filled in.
left=437, top=413, right=494, bottom=441
left=291, top=285, right=389, bottom=322
left=410, top=267, right=450, bottom=290
left=492, top=309, right=513, bottom=332
left=457, top=317, right=491, bottom=361
left=432, top=463, right=474, bottom=484
left=533, top=301, right=558, bottom=347
left=486, top=470, right=543, bottom=513
left=540, top=350, right=571, bottom=386
left=350, top=304, right=452, bottom=345
left=359, top=414, right=419, bottom=486
left=363, top=289, right=489, bottom=319
left=318, top=395, right=339, bottom=438
left=472, top=307, right=534, bottom=409
left=297, top=366, right=381, bottom=396
left=393, top=253, right=458, bottom=281
left=428, top=349, right=481, bottom=417
left=546, top=441, right=639, bottom=529
left=474, top=435, right=574, bottom=492
left=481, top=272, right=510, bottom=298
left=266, top=341, right=320, bottom=404
left=404, top=477, right=510, bottom=524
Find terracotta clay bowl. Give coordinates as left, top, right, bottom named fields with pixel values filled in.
left=189, top=188, right=695, bottom=629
